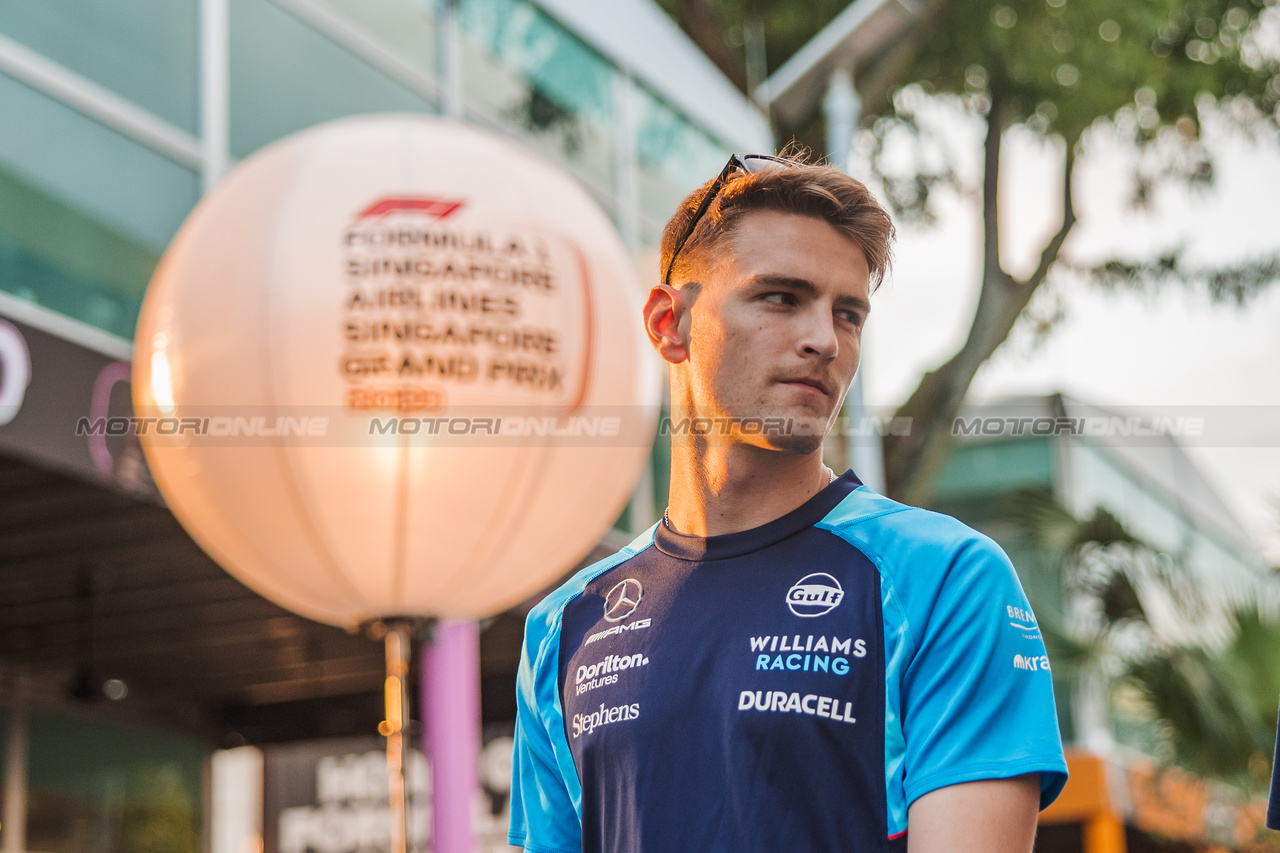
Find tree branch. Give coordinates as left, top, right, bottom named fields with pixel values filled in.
left=883, top=131, right=1080, bottom=505
left=982, top=87, right=1005, bottom=288
left=1023, top=142, right=1076, bottom=290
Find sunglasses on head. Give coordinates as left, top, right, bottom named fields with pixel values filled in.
left=662, top=153, right=802, bottom=286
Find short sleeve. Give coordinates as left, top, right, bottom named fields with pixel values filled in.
left=899, top=534, right=1068, bottom=810
left=509, top=608, right=583, bottom=853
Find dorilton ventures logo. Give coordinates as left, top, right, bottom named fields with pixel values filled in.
left=574, top=652, right=649, bottom=696
left=786, top=573, right=844, bottom=618
left=353, top=196, right=465, bottom=221
left=603, top=578, right=643, bottom=623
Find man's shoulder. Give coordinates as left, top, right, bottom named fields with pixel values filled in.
left=817, top=485, right=1006, bottom=570
left=523, top=524, right=659, bottom=664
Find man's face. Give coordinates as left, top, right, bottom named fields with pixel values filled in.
left=676, top=209, right=871, bottom=455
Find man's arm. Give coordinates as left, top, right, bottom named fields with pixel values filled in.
left=907, top=774, right=1041, bottom=853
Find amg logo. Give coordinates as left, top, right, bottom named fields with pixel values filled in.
left=584, top=618, right=652, bottom=645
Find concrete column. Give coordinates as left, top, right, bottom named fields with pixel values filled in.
left=2, top=690, right=28, bottom=853
left=822, top=67, right=884, bottom=491
left=199, top=0, right=229, bottom=193
left=823, top=66, right=859, bottom=171
left=210, top=747, right=264, bottom=853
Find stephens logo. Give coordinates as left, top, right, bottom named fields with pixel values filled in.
left=353, top=196, right=464, bottom=221
left=603, top=579, right=643, bottom=623
left=571, top=702, right=640, bottom=738
left=786, top=573, right=844, bottom=617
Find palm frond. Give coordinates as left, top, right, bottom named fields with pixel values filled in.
left=1125, top=645, right=1272, bottom=783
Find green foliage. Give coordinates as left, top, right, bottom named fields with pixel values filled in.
left=910, top=0, right=1280, bottom=142
left=656, top=0, right=1280, bottom=145
left=868, top=0, right=1280, bottom=227
left=1222, top=603, right=1280, bottom=727
left=1072, top=250, right=1280, bottom=304
left=1129, top=645, right=1272, bottom=781
left=113, top=765, right=201, bottom=853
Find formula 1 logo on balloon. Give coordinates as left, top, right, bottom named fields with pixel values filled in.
left=353, top=196, right=465, bottom=221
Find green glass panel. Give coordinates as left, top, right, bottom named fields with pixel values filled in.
left=632, top=82, right=727, bottom=242
left=458, top=0, right=610, bottom=120
left=229, top=0, right=436, bottom=159
left=456, top=0, right=615, bottom=201
left=0, top=166, right=159, bottom=338
left=0, top=0, right=198, bottom=133
left=0, top=72, right=197, bottom=338
left=25, top=710, right=204, bottom=853
left=932, top=437, right=1056, bottom=501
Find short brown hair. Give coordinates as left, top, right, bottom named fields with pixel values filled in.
left=659, top=155, right=895, bottom=291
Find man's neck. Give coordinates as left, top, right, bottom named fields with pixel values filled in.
left=665, top=441, right=832, bottom=538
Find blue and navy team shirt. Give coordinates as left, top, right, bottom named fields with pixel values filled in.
left=510, top=473, right=1068, bottom=853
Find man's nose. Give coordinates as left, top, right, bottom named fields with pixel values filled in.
left=798, top=306, right=839, bottom=359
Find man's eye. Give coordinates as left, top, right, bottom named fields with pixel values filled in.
left=762, top=292, right=795, bottom=305
left=836, top=309, right=863, bottom=326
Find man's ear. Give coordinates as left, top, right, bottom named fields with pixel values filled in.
left=643, top=283, right=691, bottom=364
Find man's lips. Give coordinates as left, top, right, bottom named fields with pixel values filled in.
left=779, top=377, right=832, bottom=396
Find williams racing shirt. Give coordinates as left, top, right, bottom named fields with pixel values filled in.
left=509, top=472, right=1068, bottom=853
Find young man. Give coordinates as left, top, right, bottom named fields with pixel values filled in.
left=509, top=155, right=1068, bottom=853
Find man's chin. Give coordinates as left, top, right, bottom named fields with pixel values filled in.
left=747, top=413, right=830, bottom=455
left=663, top=407, right=833, bottom=452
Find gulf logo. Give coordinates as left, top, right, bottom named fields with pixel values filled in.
left=786, top=573, right=844, bottom=618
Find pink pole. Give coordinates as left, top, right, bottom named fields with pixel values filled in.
left=422, top=620, right=480, bottom=853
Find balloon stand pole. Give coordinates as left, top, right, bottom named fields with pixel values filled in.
left=381, top=621, right=413, bottom=853
left=423, top=620, right=480, bottom=853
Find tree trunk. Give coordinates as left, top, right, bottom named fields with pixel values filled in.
left=882, top=89, right=1077, bottom=506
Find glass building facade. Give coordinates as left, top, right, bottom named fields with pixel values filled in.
left=0, top=0, right=765, bottom=347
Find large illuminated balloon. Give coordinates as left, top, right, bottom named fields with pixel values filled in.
left=133, top=115, right=659, bottom=627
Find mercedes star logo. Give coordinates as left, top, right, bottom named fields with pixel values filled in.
left=603, top=578, right=643, bottom=623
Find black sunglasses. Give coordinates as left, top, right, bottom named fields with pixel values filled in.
left=662, top=153, right=800, bottom=286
